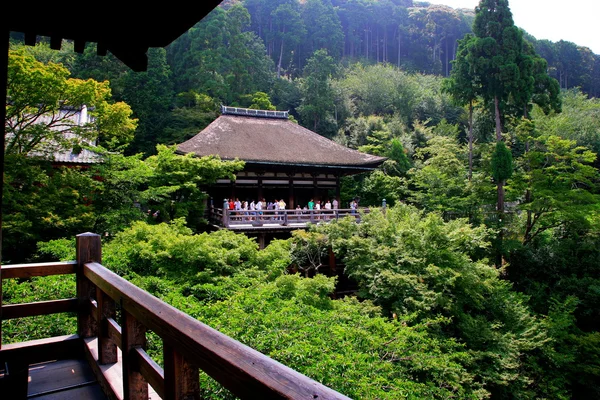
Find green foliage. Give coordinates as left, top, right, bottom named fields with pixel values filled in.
left=166, top=5, right=274, bottom=105
left=6, top=47, right=137, bottom=155
left=297, top=49, right=339, bottom=136
left=102, top=219, right=260, bottom=281
left=2, top=155, right=100, bottom=263
left=533, top=88, right=600, bottom=165
left=248, top=91, right=276, bottom=110
left=197, top=274, right=485, bottom=399
left=491, top=141, right=513, bottom=182
left=408, top=136, right=485, bottom=214
left=92, top=145, right=244, bottom=234
left=513, top=133, right=599, bottom=244
left=120, top=47, right=174, bottom=155
left=296, top=204, right=558, bottom=397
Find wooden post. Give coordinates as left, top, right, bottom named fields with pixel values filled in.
left=222, top=199, right=229, bottom=228
left=97, top=287, right=117, bottom=364
left=76, top=233, right=101, bottom=338
left=163, top=343, right=200, bottom=400
left=122, top=309, right=148, bottom=400
left=3, top=360, right=29, bottom=399
left=257, top=233, right=266, bottom=250
left=288, top=173, right=294, bottom=209
left=0, top=29, right=11, bottom=350
left=257, top=174, right=263, bottom=203
left=335, top=175, right=341, bottom=207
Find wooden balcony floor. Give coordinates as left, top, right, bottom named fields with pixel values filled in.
left=27, top=359, right=107, bottom=399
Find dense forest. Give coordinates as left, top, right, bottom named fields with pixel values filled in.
left=4, top=0, right=600, bottom=398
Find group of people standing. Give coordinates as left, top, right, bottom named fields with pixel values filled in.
left=224, top=197, right=359, bottom=222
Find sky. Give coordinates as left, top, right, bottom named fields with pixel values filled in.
left=433, top=0, right=600, bottom=54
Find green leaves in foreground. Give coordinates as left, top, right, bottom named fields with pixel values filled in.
left=296, top=204, right=551, bottom=398
left=198, top=274, right=485, bottom=399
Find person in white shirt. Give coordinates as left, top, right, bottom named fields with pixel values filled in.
left=315, top=200, right=321, bottom=220
left=324, top=200, right=332, bottom=220
left=256, top=198, right=263, bottom=220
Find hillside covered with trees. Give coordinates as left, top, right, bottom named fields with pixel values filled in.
left=4, top=0, right=600, bottom=398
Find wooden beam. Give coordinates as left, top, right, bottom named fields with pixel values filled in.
left=135, top=347, right=165, bottom=399
left=107, top=317, right=122, bottom=350
left=0, top=261, right=77, bottom=279
left=0, top=334, right=81, bottom=365
left=1, top=298, right=78, bottom=319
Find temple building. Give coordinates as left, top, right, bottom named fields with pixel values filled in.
left=177, top=106, right=386, bottom=213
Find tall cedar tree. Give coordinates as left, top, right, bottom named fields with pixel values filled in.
left=471, top=0, right=525, bottom=216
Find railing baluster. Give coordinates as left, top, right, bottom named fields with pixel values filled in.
left=164, top=343, right=200, bottom=400
left=97, top=287, right=117, bottom=364
left=122, top=309, right=148, bottom=399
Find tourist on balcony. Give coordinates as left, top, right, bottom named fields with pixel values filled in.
left=256, top=198, right=263, bottom=220
left=324, top=200, right=332, bottom=220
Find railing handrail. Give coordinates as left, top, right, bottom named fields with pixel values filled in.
left=215, top=206, right=368, bottom=228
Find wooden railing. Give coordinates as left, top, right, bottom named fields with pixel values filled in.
left=0, top=233, right=351, bottom=399
left=210, top=207, right=370, bottom=229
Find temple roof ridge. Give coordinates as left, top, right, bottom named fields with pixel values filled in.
left=221, top=105, right=289, bottom=119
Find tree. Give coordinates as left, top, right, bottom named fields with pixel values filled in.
left=513, top=133, right=599, bottom=246
left=6, top=48, right=137, bottom=156
left=248, top=91, right=276, bottom=110
left=93, top=145, right=245, bottom=234
left=297, top=49, right=338, bottom=135
left=2, top=155, right=99, bottom=263
left=442, top=33, right=479, bottom=180
left=408, top=136, right=479, bottom=214
left=120, top=48, right=174, bottom=155
left=272, top=2, right=306, bottom=78
left=470, top=0, right=524, bottom=217
left=301, top=0, right=344, bottom=62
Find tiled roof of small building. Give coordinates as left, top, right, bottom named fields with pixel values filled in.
left=176, top=108, right=386, bottom=169
left=50, top=148, right=103, bottom=164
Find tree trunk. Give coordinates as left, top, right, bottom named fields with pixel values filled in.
left=468, top=100, right=473, bottom=181
left=277, top=33, right=284, bottom=79
left=445, top=36, right=449, bottom=76
left=376, top=27, right=380, bottom=62
left=494, top=95, right=504, bottom=268
left=494, top=95, right=502, bottom=141
left=397, top=29, right=401, bottom=68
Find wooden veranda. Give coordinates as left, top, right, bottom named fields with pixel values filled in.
left=0, top=233, right=351, bottom=399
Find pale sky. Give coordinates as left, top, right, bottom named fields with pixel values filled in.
left=433, top=0, right=600, bottom=54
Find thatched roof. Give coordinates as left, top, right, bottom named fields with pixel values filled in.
left=177, top=108, right=386, bottom=171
